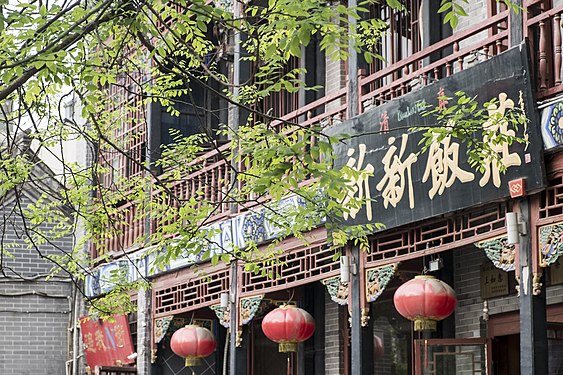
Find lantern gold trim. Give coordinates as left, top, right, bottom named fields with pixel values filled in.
left=414, top=318, right=437, bottom=331
left=185, top=356, right=202, bottom=367
left=278, top=342, right=298, bottom=352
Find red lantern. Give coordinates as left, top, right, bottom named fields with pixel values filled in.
left=261, top=305, right=315, bottom=352
left=393, top=275, right=457, bottom=331
left=170, top=325, right=217, bottom=367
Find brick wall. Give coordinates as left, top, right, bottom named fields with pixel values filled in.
left=0, top=190, right=74, bottom=375
left=454, top=245, right=563, bottom=339
left=454, top=245, right=489, bottom=339
left=324, top=290, right=344, bottom=375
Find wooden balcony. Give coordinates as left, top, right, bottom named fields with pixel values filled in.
left=525, top=0, right=563, bottom=99
left=92, top=3, right=563, bottom=259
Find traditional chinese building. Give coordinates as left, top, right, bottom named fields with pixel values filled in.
left=85, top=0, right=563, bottom=374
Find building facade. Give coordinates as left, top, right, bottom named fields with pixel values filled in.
left=0, top=138, right=77, bottom=375
left=84, top=0, right=563, bottom=374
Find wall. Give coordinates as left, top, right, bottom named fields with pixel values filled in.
left=454, top=244, right=563, bottom=338
left=0, top=179, right=74, bottom=375
left=324, top=289, right=344, bottom=375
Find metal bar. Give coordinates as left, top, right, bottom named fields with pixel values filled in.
left=350, top=244, right=363, bottom=375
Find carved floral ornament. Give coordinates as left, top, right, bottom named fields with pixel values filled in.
left=320, top=276, right=349, bottom=305
left=475, top=221, right=563, bottom=273
left=208, top=296, right=301, bottom=347
left=538, top=223, right=563, bottom=267
left=209, top=295, right=266, bottom=329
left=213, top=0, right=233, bottom=12
left=475, top=235, right=516, bottom=272
left=209, top=304, right=230, bottom=328
left=320, top=264, right=398, bottom=308
left=154, top=316, right=174, bottom=344
left=366, top=264, right=398, bottom=303
left=154, top=316, right=213, bottom=344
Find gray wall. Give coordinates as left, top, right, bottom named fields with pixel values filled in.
left=454, top=245, right=563, bottom=336
left=0, top=190, right=74, bottom=375
left=324, top=289, right=344, bottom=375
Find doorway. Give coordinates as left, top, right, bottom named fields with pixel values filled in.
left=492, top=334, right=520, bottom=375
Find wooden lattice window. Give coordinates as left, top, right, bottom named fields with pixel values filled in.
left=241, top=229, right=335, bottom=296
left=539, top=175, right=563, bottom=220
left=153, top=267, right=230, bottom=317
left=367, top=203, right=506, bottom=266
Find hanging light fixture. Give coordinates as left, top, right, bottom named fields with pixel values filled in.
left=170, top=325, right=217, bottom=367
left=393, top=275, right=457, bottom=331
left=261, top=305, right=315, bottom=352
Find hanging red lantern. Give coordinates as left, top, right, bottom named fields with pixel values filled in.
left=393, top=275, right=457, bottom=331
left=170, top=325, right=217, bottom=367
left=261, top=305, right=315, bottom=352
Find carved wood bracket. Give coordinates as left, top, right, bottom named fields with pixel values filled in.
left=475, top=235, right=516, bottom=272
left=154, top=316, right=173, bottom=344
left=240, top=295, right=265, bottom=325
left=365, top=264, right=398, bottom=303
left=321, top=276, right=349, bottom=305
left=209, top=304, right=230, bottom=328
left=539, top=222, right=563, bottom=267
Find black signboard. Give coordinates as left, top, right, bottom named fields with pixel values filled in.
left=331, top=44, right=546, bottom=230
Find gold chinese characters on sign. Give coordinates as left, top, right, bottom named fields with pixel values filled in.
left=341, top=91, right=524, bottom=218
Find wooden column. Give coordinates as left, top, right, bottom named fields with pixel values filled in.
left=229, top=261, right=239, bottom=374
left=137, top=288, right=152, bottom=375
left=347, top=0, right=358, bottom=119
left=509, top=0, right=523, bottom=47
left=517, top=198, right=548, bottom=375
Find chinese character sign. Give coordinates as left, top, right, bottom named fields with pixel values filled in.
left=332, top=45, right=545, bottom=231
left=80, top=315, right=135, bottom=368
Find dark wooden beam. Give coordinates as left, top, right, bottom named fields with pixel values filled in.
left=517, top=198, right=548, bottom=375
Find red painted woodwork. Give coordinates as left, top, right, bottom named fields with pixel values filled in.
left=170, top=325, right=217, bottom=367
left=261, top=305, right=315, bottom=352
left=393, top=275, right=457, bottom=331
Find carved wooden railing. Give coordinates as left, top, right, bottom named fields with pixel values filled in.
left=359, top=10, right=510, bottom=110
left=92, top=89, right=347, bottom=258
left=525, top=0, right=563, bottom=99
left=95, top=200, right=145, bottom=257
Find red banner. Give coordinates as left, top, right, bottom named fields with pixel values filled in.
left=80, top=315, right=135, bottom=368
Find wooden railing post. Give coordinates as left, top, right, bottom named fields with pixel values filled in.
left=554, top=13, right=562, bottom=86
left=539, top=19, right=548, bottom=89
left=357, top=69, right=366, bottom=114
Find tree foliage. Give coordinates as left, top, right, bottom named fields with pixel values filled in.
left=0, top=0, right=523, bottom=316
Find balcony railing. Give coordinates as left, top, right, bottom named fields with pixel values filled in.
left=359, top=10, right=510, bottom=110
left=92, top=4, right=562, bottom=259
left=525, top=0, right=563, bottom=99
